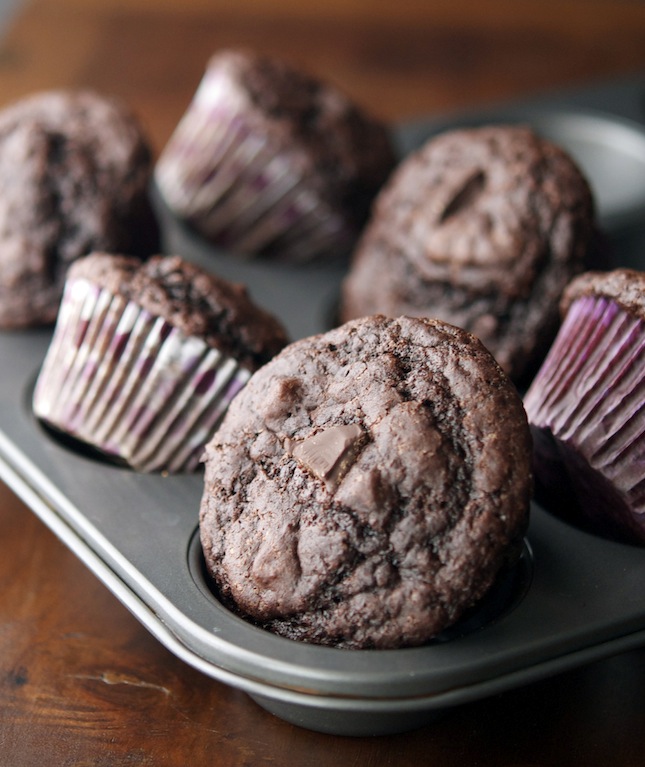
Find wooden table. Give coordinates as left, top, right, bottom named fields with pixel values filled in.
left=1, top=1, right=645, bottom=764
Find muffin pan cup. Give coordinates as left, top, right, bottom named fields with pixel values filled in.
left=2, top=75, right=645, bottom=736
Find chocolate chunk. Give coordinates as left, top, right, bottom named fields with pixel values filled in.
left=287, top=423, right=364, bottom=489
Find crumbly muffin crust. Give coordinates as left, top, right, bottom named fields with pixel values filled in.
left=68, top=253, right=289, bottom=371
left=0, top=89, right=159, bottom=328
left=340, top=124, right=599, bottom=383
left=561, top=268, right=645, bottom=320
left=155, top=48, right=397, bottom=260
left=525, top=267, right=645, bottom=544
left=200, top=314, right=533, bottom=649
left=229, top=49, right=397, bottom=227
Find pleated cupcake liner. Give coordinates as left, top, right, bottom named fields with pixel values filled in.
left=33, top=278, right=251, bottom=473
left=524, top=295, right=645, bottom=540
left=155, top=66, right=351, bottom=261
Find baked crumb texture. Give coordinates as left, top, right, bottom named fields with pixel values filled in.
left=200, top=314, right=533, bottom=649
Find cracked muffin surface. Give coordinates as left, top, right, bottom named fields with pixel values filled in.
left=0, top=89, right=159, bottom=328
left=199, top=315, right=532, bottom=649
left=340, top=124, right=602, bottom=384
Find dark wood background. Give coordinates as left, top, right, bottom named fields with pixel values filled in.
left=1, top=1, right=645, bottom=764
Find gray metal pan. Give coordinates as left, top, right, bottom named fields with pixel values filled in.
left=2, top=75, right=645, bottom=737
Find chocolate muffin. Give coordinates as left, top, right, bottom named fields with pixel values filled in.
left=340, top=124, right=602, bottom=384
left=155, top=48, right=397, bottom=262
left=524, top=268, right=645, bottom=544
left=32, top=253, right=289, bottom=473
left=200, top=314, right=533, bottom=649
left=0, top=89, right=159, bottom=329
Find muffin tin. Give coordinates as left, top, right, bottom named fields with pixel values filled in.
left=2, top=75, right=645, bottom=737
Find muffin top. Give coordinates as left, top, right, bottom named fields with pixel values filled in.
left=200, top=314, right=533, bottom=649
left=0, top=88, right=158, bottom=328
left=201, top=49, right=397, bottom=226
left=340, top=124, right=599, bottom=383
left=68, top=253, right=289, bottom=371
left=562, top=268, right=645, bottom=320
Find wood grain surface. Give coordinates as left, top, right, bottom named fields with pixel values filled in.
left=1, top=1, right=645, bottom=765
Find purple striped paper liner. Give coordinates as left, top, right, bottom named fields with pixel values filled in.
left=155, top=65, right=351, bottom=261
left=524, top=295, right=645, bottom=533
left=33, top=279, right=251, bottom=473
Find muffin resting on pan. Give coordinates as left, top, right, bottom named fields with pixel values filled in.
left=32, top=253, right=289, bottom=473
left=340, top=124, right=603, bottom=384
left=200, top=314, right=533, bottom=649
left=155, top=48, right=396, bottom=262
left=524, top=268, right=645, bottom=544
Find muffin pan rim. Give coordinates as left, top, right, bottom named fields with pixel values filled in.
left=2, top=305, right=645, bottom=707
left=5, top=409, right=644, bottom=727
left=2, top=402, right=645, bottom=708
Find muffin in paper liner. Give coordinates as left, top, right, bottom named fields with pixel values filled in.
left=33, top=276, right=253, bottom=474
left=155, top=49, right=396, bottom=262
left=523, top=270, right=645, bottom=544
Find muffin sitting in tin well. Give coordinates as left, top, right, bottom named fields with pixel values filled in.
left=0, top=89, right=160, bottom=329
left=155, top=48, right=397, bottom=263
left=32, top=253, right=289, bottom=473
left=200, top=314, right=533, bottom=649
left=524, top=268, right=645, bottom=544
left=340, top=124, right=604, bottom=385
